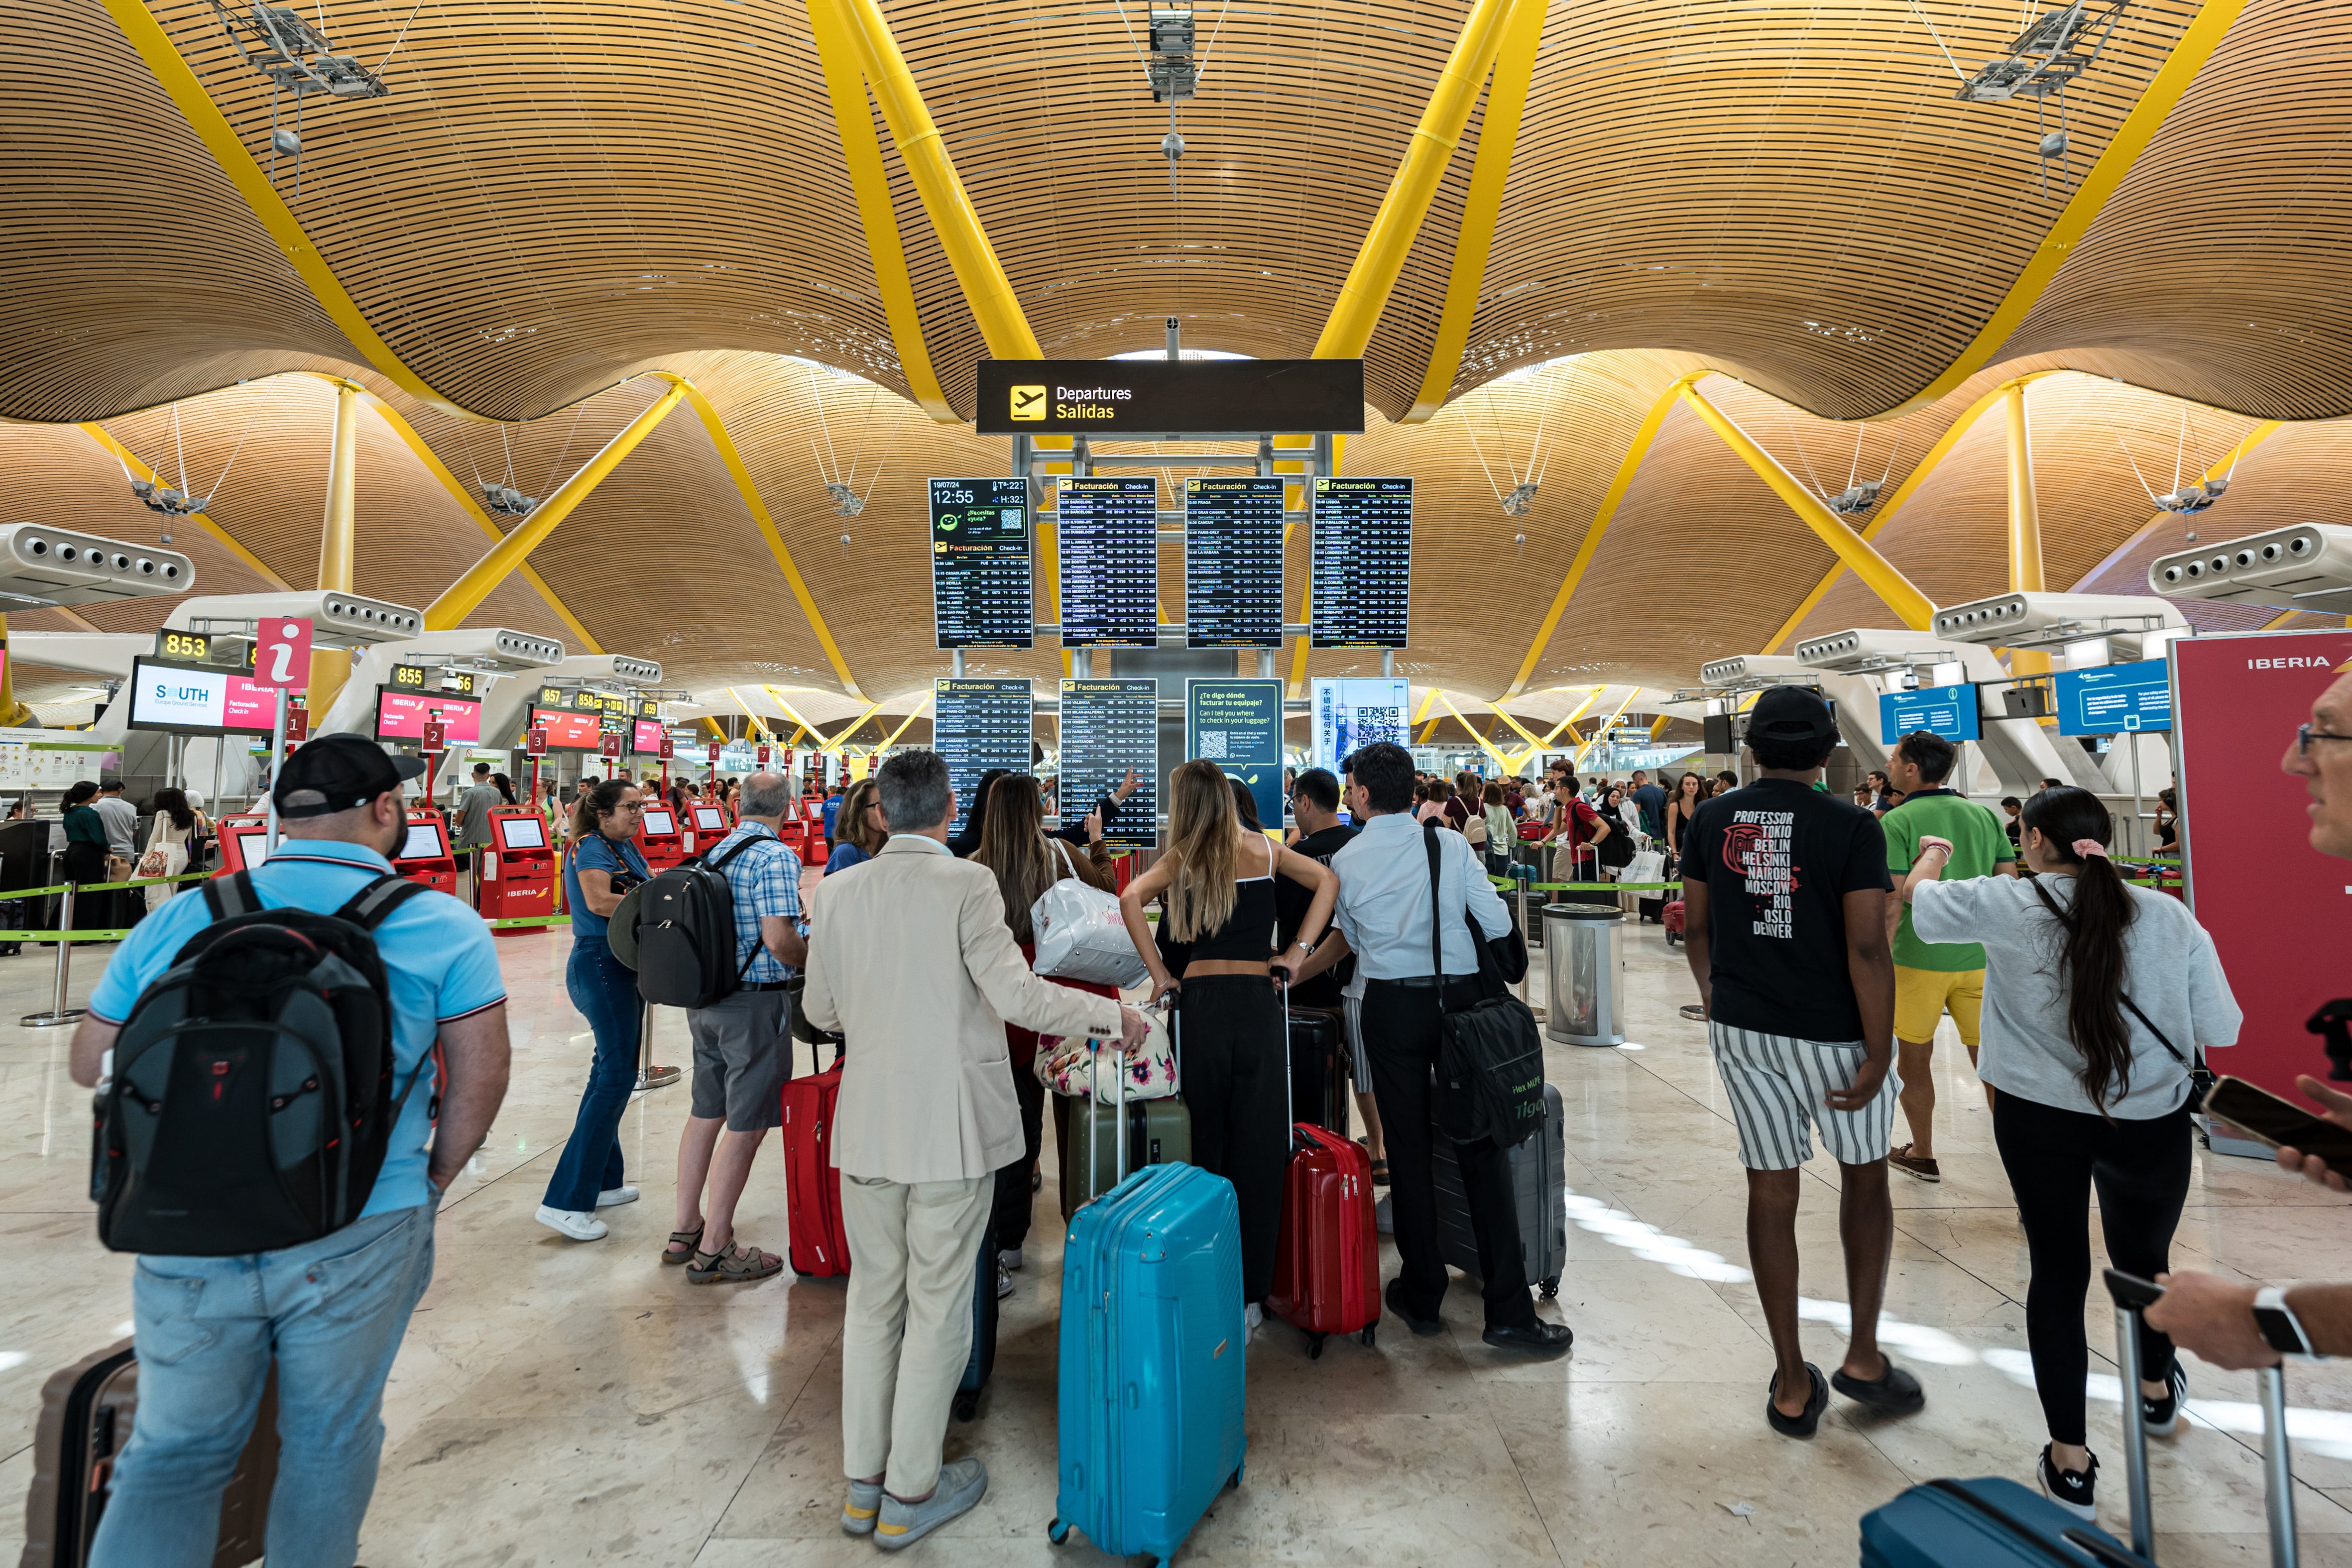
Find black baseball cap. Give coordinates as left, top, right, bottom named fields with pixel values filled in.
left=273, top=733, right=426, bottom=819
left=1746, top=684, right=1839, bottom=742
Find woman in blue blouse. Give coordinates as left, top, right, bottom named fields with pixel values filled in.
left=824, top=777, right=884, bottom=875
left=538, top=780, right=652, bottom=1241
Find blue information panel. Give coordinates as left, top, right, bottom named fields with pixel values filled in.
left=2053, top=658, right=2173, bottom=735
left=1310, top=676, right=1410, bottom=774
left=1879, top=684, right=1981, bottom=745
left=933, top=678, right=1034, bottom=835
left=1186, top=678, right=1287, bottom=831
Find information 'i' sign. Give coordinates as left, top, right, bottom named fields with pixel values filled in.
left=1056, top=476, right=1159, bottom=647
left=931, top=478, right=1034, bottom=650
left=1310, top=477, right=1411, bottom=648
left=1184, top=476, right=1285, bottom=648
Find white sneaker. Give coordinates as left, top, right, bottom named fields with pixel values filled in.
left=996, top=1264, right=1014, bottom=1300
left=536, top=1205, right=609, bottom=1241
left=1244, top=1302, right=1263, bottom=1337
left=596, top=1185, right=640, bottom=1208
left=997, top=1246, right=1023, bottom=1271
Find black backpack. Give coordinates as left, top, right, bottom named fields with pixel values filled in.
left=632, top=835, right=764, bottom=1009
left=92, top=870, right=431, bottom=1256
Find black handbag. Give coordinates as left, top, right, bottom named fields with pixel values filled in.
left=1425, top=824, right=1547, bottom=1148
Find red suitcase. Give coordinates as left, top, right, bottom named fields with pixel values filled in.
left=1267, top=987, right=1379, bottom=1358
left=1663, top=897, right=1686, bottom=946
left=780, top=1063, right=850, bottom=1277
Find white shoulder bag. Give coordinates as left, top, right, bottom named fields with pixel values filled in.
left=1030, top=839, right=1150, bottom=988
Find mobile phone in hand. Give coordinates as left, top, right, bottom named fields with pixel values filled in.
left=2205, top=1075, right=2352, bottom=1169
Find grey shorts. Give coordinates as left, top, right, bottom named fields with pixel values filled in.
left=1341, top=992, right=1372, bottom=1088
left=687, top=989, right=792, bottom=1131
left=1708, top=1021, right=1900, bottom=1171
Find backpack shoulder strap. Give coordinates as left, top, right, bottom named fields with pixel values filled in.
left=202, top=870, right=261, bottom=921
left=1423, top=819, right=1445, bottom=1009
left=332, top=872, right=432, bottom=931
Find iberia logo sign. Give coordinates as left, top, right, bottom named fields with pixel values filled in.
left=2246, top=655, right=2352, bottom=671
left=1009, top=385, right=1046, bottom=421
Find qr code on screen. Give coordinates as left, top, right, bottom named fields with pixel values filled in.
left=1197, top=731, right=1229, bottom=759
left=1357, top=707, right=1401, bottom=736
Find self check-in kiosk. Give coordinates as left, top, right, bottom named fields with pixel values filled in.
left=213, top=814, right=273, bottom=876
left=393, top=810, right=458, bottom=896
left=687, top=803, right=728, bottom=856
left=637, top=802, right=688, bottom=873
left=475, top=806, right=555, bottom=935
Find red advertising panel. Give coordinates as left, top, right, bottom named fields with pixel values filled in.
left=630, top=718, right=666, bottom=755
left=530, top=706, right=604, bottom=750
left=2174, top=627, right=2352, bottom=1106
left=253, top=616, right=314, bottom=689
left=375, top=688, right=482, bottom=746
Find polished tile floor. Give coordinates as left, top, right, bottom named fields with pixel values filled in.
left=5, top=910, right=2352, bottom=1565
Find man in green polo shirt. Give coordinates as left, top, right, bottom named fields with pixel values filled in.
left=1880, top=730, right=2015, bottom=1182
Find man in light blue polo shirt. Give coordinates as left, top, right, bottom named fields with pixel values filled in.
left=68, top=734, right=511, bottom=1568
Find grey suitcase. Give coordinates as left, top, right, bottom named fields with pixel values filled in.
left=1431, top=1081, right=1565, bottom=1299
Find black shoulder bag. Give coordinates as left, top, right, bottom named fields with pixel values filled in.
left=2027, top=876, right=2211, bottom=1112
left=1426, top=823, right=1548, bottom=1148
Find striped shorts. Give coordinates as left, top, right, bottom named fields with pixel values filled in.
left=1708, top=1021, right=1901, bottom=1171
left=1340, top=992, right=1372, bottom=1088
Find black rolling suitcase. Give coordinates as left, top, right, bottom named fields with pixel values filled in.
left=1430, top=1081, right=1566, bottom=1299
left=1285, top=1005, right=1350, bottom=1134
left=952, top=1223, right=999, bottom=1422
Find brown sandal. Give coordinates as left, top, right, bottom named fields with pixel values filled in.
left=687, top=1240, right=783, bottom=1285
left=661, top=1225, right=703, bottom=1265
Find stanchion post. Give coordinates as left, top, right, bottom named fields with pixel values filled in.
left=264, top=688, right=288, bottom=854
left=22, top=883, right=87, bottom=1027
left=634, top=995, right=681, bottom=1090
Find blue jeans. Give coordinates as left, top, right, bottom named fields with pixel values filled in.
left=542, top=933, right=640, bottom=1212
left=91, top=1203, right=435, bottom=1568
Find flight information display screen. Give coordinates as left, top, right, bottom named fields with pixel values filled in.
left=1184, top=476, right=1285, bottom=648
left=931, top=478, right=1033, bottom=649
left=1310, top=476, right=1411, bottom=648
left=933, top=679, right=1033, bottom=835
left=1056, top=476, right=1159, bottom=647
left=1058, top=679, right=1159, bottom=848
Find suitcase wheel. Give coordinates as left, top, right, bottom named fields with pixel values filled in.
left=1229, top=1460, right=1245, bottom=1489
left=1540, top=1276, right=1560, bottom=1300
left=1360, top=1326, right=1376, bottom=1348
left=1047, top=1518, right=1071, bottom=1546
left=953, top=1390, right=978, bottom=1422
left=1307, top=1332, right=1325, bottom=1360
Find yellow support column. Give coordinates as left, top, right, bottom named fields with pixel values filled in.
left=425, top=381, right=687, bottom=631
left=2004, top=380, right=2049, bottom=678
left=1679, top=384, right=1935, bottom=630
left=838, top=0, right=1042, bottom=358
left=308, top=380, right=361, bottom=721
left=1312, top=0, right=1513, bottom=360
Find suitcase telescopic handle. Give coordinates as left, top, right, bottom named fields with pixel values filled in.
left=2103, top=1268, right=2299, bottom=1568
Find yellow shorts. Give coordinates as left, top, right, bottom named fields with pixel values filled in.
left=1894, top=966, right=1984, bottom=1048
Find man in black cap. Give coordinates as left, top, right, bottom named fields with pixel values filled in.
left=68, top=734, right=511, bottom=1567
left=1678, top=685, right=1922, bottom=1437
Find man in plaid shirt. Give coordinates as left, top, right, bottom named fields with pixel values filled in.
left=669, top=771, right=809, bottom=1284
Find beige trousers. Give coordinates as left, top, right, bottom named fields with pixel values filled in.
left=838, top=1171, right=992, bottom=1499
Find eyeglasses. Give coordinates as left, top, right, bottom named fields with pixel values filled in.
left=2299, top=724, right=2352, bottom=756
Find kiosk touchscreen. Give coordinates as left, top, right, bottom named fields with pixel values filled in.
left=477, top=807, right=555, bottom=934
left=638, top=803, right=687, bottom=873
left=213, top=814, right=274, bottom=876
left=392, top=811, right=458, bottom=896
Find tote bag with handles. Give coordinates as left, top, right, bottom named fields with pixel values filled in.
left=1031, top=839, right=1150, bottom=989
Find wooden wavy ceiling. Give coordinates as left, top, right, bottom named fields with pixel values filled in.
left=0, top=0, right=2347, bottom=708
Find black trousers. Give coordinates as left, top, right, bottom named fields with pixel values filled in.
left=1363, top=976, right=1535, bottom=1331
left=1178, top=974, right=1291, bottom=1304
left=1993, top=1091, right=2192, bottom=1446
left=989, top=1052, right=1048, bottom=1254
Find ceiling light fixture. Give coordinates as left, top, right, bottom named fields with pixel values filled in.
left=1947, top=1, right=2128, bottom=199
left=213, top=1, right=390, bottom=194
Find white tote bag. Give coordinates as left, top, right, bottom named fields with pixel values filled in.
left=1030, top=840, right=1150, bottom=989
left=1624, top=848, right=1666, bottom=886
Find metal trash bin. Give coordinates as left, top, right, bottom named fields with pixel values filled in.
left=1542, top=902, right=1624, bottom=1047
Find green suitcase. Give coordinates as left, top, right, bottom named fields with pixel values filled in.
left=1059, top=1095, right=1192, bottom=1220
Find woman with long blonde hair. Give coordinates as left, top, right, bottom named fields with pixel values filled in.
left=1119, top=760, right=1337, bottom=1323
left=973, top=775, right=1120, bottom=1272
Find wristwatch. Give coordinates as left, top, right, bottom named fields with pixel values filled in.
left=2253, top=1286, right=2323, bottom=1357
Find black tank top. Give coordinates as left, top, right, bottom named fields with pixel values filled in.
left=1184, top=840, right=1279, bottom=963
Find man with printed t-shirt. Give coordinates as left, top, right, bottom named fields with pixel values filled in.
left=1680, top=685, right=1922, bottom=1438
left=1880, top=729, right=2015, bottom=1183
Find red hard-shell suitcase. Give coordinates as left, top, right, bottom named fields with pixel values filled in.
left=20, top=1340, right=276, bottom=1568
left=781, top=1062, right=850, bottom=1278
left=1663, top=898, right=1686, bottom=946
left=1267, top=984, right=1380, bottom=1357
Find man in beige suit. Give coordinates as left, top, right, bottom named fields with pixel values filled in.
left=801, top=749, right=1147, bottom=1551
